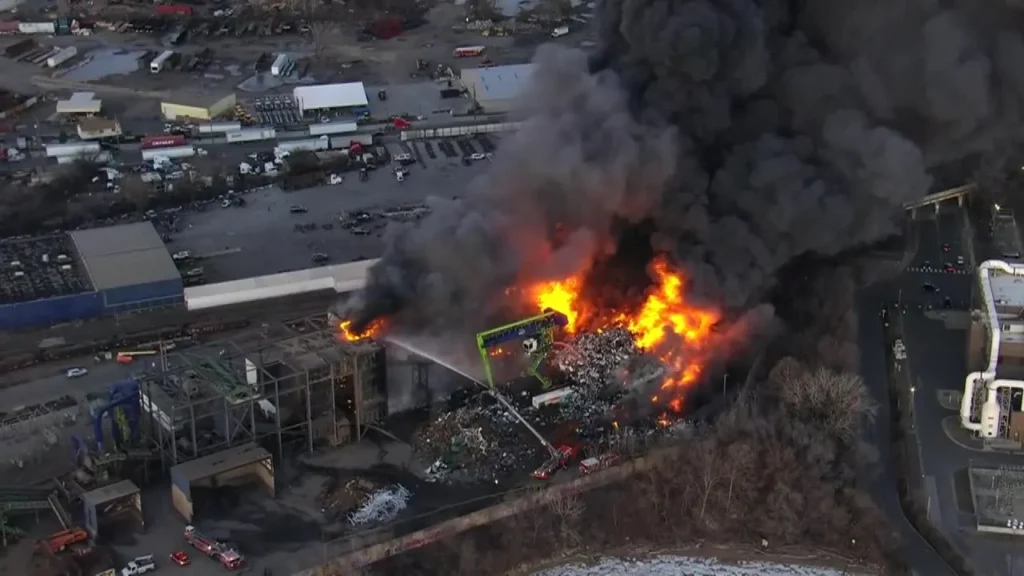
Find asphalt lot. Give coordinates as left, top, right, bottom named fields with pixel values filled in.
left=170, top=137, right=495, bottom=282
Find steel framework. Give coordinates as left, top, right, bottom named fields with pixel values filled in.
left=138, top=314, right=385, bottom=470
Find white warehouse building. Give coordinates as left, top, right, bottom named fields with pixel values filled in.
left=461, top=63, right=535, bottom=113
left=293, top=82, right=369, bottom=117
left=964, top=260, right=1024, bottom=442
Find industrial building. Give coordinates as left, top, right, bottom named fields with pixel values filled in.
left=56, top=91, right=101, bottom=115
left=964, top=259, right=1024, bottom=442
left=293, top=82, right=369, bottom=116
left=160, top=90, right=237, bottom=121
left=0, top=222, right=184, bottom=330
left=76, top=116, right=121, bottom=140
left=460, top=64, right=535, bottom=113
left=170, top=444, right=274, bottom=521
left=138, top=314, right=385, bottom=470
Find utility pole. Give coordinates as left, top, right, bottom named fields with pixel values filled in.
left=722, top=374, right=728, bottom=395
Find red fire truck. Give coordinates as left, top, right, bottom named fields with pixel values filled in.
left=183, top=525, right=244, bottom=570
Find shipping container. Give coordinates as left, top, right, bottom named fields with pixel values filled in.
left=270, top=53, right=291, bottom=76
left=225, top=128, right=276, bottom=143
left=197, top=121, right=241, bottom=134
left=150, top=50, right=174, bottom=73
left=453, top=46, right=485, bottom=57
left=45, top=141, right=100, bottom=158
left=57, top=151, right=110, bottom=164
left=330, top=133, right=373, bottom=149
left=141, top=145, right=194, bottom=160
left=309, top=121, right=358, bottom=136
left=0, top=21, right=21, bottom=34
left=46, top=46, right=77, bottom=67
left=19, top=22, right=56, bottom=35
left=141, top=134, right=186, bottom=149
left=275, top=136, right=329, bottom=155
left=155, top=4, right=192, bottom=16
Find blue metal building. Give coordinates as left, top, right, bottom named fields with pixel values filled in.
left=0, top=222, right=183, bottom=331
left=0, top=233, right=98, bottom=330
left=70, top=222, right=183, bottom=315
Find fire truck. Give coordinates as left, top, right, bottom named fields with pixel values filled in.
left=183, top=525, right=244, bottom=570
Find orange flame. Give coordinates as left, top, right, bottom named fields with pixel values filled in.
left=338, top=319, right=383, bottom=342
left=529, top=256, right=719, bottom=412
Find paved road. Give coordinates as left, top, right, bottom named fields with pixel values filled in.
left=878, top=205, right=1024, bottom=576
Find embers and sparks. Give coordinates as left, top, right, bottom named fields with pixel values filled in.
left=338, top=319, right=384, bottom=342
left=530, top=257, right=720, bottom=411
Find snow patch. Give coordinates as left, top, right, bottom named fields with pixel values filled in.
left=535, top=555, right=862, bottom=576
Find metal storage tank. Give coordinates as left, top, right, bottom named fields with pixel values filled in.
left=0, top=292, right=103, bottom=330
left=70, top=222, right=184, bottom=314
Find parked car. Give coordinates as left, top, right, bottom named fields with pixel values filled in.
left=66, top=367, right=88, bottom=378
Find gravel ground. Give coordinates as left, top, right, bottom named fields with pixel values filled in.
left=535, top=556, right=865, bottom=576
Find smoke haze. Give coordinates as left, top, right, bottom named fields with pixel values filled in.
left=346, top=0, right=1020, bottom=335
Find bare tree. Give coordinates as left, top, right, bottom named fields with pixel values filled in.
left=771, top=357, right=878, bottom=444
left=309, top=21, right=339, bottom=61
left=691, top=438, right=725, bottom=523
left=548, top=493, right=584, bottom=547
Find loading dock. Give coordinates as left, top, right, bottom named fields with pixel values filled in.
left=169, top=443, right=274, bottom=522
left=82, top=480, right=143, bottom=540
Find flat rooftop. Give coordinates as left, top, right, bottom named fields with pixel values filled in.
left=163, top=89, right=233, bottom=109
left=170, top=443, right=272, bottom=483
left=71, top=222, right=181, bottom=291
left=0, top=234, right=92, bottom=304
left=461, top=64, right=535, bottom=102
left=82, top=479, right=139, bottom=506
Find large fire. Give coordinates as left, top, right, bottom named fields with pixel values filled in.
left=529, top=257, right=719, bottom=412
left=338, top=319, right=384, bottom=342
left=336, top=255, right=719, bottom=413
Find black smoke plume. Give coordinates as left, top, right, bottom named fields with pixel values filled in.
left=345, top=0, right=1021, bottom=333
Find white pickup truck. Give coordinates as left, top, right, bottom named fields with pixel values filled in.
left=121, top=555, right=156, bottom=575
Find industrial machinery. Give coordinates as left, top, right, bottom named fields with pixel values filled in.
left=38, top=527, right=88, bottom=554
left=91, top=381, right=142, bottom=452
left=475, top=310, right=569, bottom=389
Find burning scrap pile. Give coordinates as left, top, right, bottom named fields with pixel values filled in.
left=348, top=484, right=410, bottom=526
left=414, top=396, right=536, bottom=483
left=555, top=327, right=641, bottom=388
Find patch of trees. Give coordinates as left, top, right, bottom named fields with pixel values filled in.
left=365, top=357, right=905, bottom=576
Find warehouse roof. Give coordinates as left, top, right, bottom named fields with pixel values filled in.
left=56, top=91, right=101, bottom=114
left=71, top=222, right=181, bottom=291
left=461, top=64, right=535, bottom=102
left=184, top=258, right=378, bottom=310
left=163, top=89, right=234, bottom=109
left=293, top=82, right=368, bottom=110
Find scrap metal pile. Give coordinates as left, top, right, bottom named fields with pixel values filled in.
left=414, top=395, right=538, bottom=484
left=348, top=484, right=411, bottom=526
left=554, top=328, right=642, bottom=389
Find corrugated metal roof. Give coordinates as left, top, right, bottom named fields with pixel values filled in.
left=71, top=222, right=181, bottom=291
left=170, top=443, right=271, bottom=482
left=82, top=479, right=139, bottom=506
left=184, top=259, right=378, bottom=310
left=461, top=64, right=535, bottom=102
left=293, top=82, right=368, bottom=111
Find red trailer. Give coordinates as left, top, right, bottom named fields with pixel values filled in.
left=369, top=17, right=401, bottom=40
left=155, top=4, right=192, bottom=16
left=141, top=134, right=186, bottom=149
